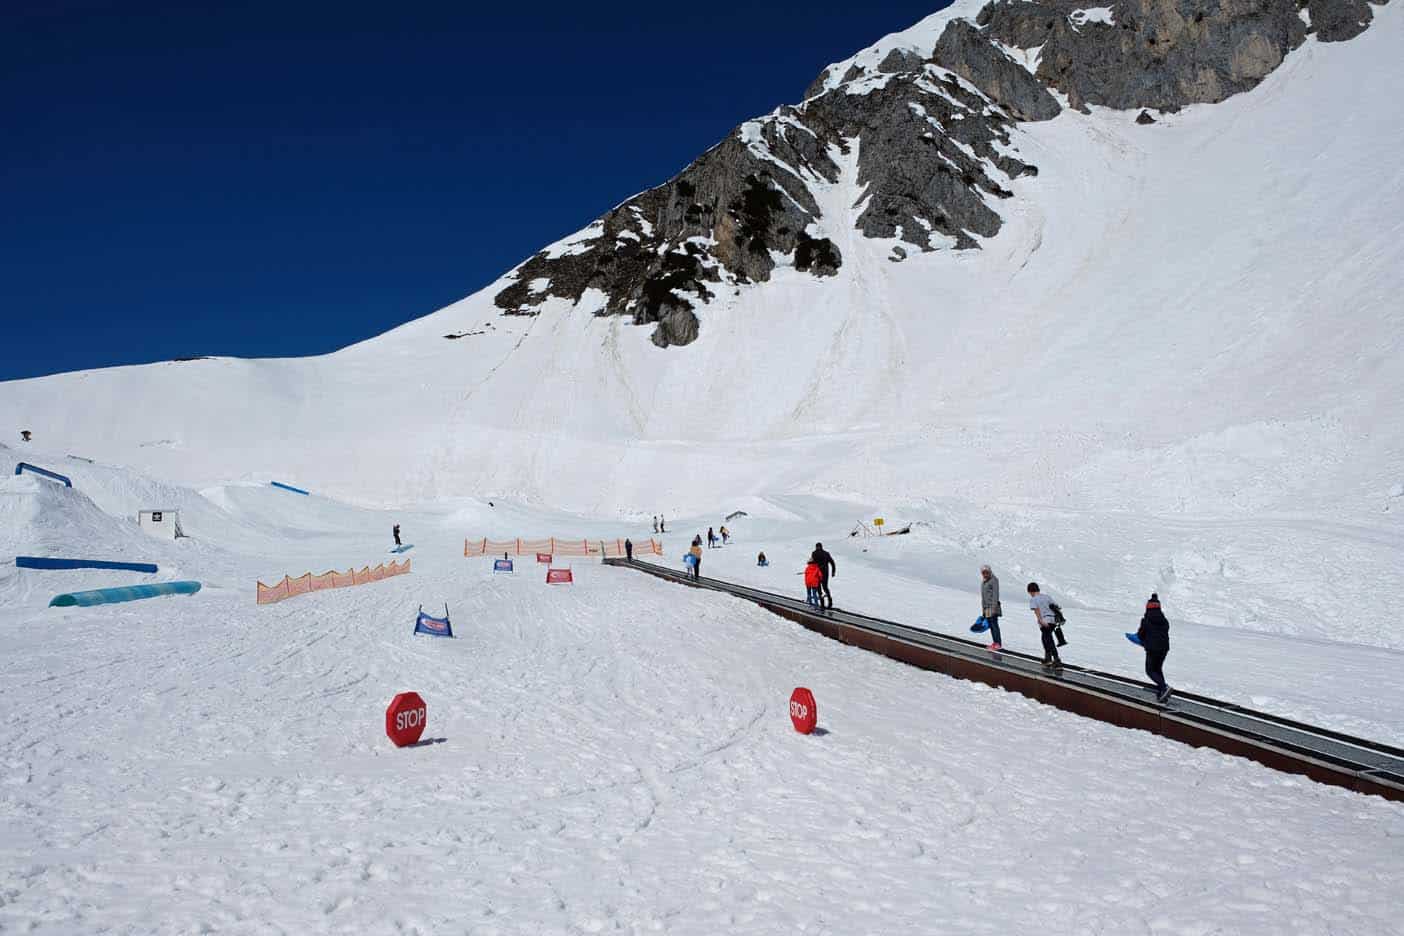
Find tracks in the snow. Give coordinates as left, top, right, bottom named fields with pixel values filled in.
left=606, top=558, right=1404, bottom=804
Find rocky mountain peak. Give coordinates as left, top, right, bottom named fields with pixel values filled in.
left=492, top=0, right=1386, bottom=347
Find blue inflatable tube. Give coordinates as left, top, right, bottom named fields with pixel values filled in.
left=14, top=463, right=73, bottom=487
left=270, top=481, right=309, bottom=495
left=49, top=581, right=201, bottom=608
left=18, top=557, right=158, bottom=573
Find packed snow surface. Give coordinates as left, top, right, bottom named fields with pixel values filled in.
left=2, top=460, right=1402, bottom=934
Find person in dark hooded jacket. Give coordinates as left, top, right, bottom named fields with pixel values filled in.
left=1136, top=592, right=1172, bottom=702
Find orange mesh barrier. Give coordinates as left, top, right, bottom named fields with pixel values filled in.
left=257, top=559, right=411, bottom=605
left=464, top=537, right=663, bottom=559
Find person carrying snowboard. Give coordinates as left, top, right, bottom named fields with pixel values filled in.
left=980, top=564, right=1003, bottom=650
left=688, top=540, right=703, bottom=580
left=392, top=524, right=401, bottom=547
left=1027, top=582, right=1063, bottom=669
left=803, top=559, right=823, bottom=608
left=720, top=526, right=730, bottom=545
left=810, top=542, right=836, bottom=609
left=1136, top=592, right=1172, bottom=702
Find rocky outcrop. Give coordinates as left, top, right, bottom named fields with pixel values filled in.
left=493, top=0, right=1383, bottom=347
left=932, top=19, right=1062, bottom=120
left=1309, top=0, right=1383, bottom=41
left=979, top=0, right=1309, bottom=112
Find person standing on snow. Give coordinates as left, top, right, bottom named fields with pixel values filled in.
left=660, top=515, right=667, bottom=533
left=625, top=538, right=634, bottom=561
left=1137, top=593, right=1172, bottom=702
left=980, top=564, right=1003, bottom=650
left=1027, top=582, right=1063, bottom=669
left=688, top=540, right=703, bottom=580
left=392, top=524, right=401, bottom=547
left=720, top=526, right=730, bottom=545
left=653, top=516, right=659, bottom=534
left=810, top=542, right=836, bottom=609
left=707, top=527, right=717, bottom=549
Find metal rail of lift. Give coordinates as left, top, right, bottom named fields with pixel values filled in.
left=605, top=558, right=1404, bottom=803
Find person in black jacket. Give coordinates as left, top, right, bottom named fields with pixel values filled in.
left=810, top=542, right=836, bottom=609
left=1137, top=593, right=1172, bottom=702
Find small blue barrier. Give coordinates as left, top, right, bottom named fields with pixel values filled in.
left=14, top=463, right=72, bottom=488
left=18, top=557, right=158, bottom=574
left=49, top=581, right=201, bottom=608
left=270, top=481, right=310, bottom=496
left=493, top=559, right=514, bottom=573
left=414, top=604, right=454, bottom=638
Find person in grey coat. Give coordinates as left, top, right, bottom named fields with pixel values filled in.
left=980, top=564, right=1003, bottom=649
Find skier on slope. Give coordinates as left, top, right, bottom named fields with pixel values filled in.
left=1136, top=593, right=1172, bottom=702
left=810, top=542, right=836, bottom=609
left=980, top=564, right=1003, bottom=651
left=392, top=524, right=401, bottom=547
left=1027, top=582, right=1063, bottom=670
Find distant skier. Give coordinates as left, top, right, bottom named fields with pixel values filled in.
left=1027, top=582, right=1063, bottom=669
left=720, top=526, right=730, bottom=545
left=707, top=527, right=717, bottom=549
left=1136, top=592, right=1172, bottom=702
left=392, top=524, right=401, bottom=547
left=757, top=551, right=768, bottom=567
left=810, top=542, right=836, bottom=609
left=804, top=559, right=823, bottom=608
left=688, top=540, right=703, bottom=580
left=660, top=515, right=666, bottom=533
left=624, top=537, right=634, bottom=561
left=980, top=564, right=1003, bottom=650
left=652, top=515, right=659, bottom=534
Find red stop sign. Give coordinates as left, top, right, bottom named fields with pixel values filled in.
left=385, top=692, right=427, bottom=747
left=789, top=687, right=817, bottom=734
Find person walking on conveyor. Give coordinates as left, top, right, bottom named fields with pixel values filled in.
left=980, top=564, right=1003, bottom=650
left=1027, top=582, right=1063, bottom=669
left=810, top=542, right=836, bottom=609
left=688, top=538, right=703, bottom=581
left=1137, top=592, right=1172, bottom=702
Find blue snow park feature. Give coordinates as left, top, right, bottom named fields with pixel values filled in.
left=14, top=462, right=73, bottom=487
left=270, top=481, right=310, bottom=495
left=493, top=558, right=514, bottom=573
left=18, top=557, right=158, bottom=574
left=413, top=605, right=454, bottom=638
left=48, top=581, right=201, bottom=608
left=1126, top=633, right=1144, bottom=646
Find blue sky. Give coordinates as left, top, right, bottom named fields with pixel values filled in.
left=2, top=0, right=946, bottom=380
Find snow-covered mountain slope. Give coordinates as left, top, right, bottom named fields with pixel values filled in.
left=2, top=5, right=1401, bottom=643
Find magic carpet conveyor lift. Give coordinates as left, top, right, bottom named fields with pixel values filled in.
left=605, top=558, right=1404, bottom=804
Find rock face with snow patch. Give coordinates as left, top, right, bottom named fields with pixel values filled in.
left=494, top=0, right=1384, bottom=346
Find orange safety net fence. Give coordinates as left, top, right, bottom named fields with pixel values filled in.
left=256, top=559, right=411, bottom=605
left=464, top=537, right=663, bottom=559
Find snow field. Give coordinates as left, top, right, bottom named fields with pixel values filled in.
left=3, top=467, right=1404, bottom=933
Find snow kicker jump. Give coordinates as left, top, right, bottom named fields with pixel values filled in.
left=256, top=559, right=411, bottom=605
left=14, top=462, right=72, bottom=487
left=49, top=581, right=201, bottom=607
left=18, top=557, right=158, bottom=574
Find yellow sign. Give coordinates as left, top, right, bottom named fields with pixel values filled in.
left=874, top=518, right=885, bottom=526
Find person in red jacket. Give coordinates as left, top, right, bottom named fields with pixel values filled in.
left=804, top=560, right=823, bottom=608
